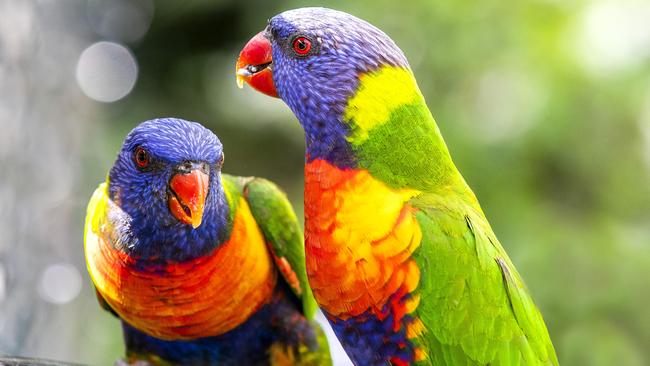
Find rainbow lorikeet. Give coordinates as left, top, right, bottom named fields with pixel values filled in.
left=236, top=7, right=559, bottom=366
left=83, top=118, right=330, bottom=365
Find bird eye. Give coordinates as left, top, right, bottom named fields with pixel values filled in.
left=134, top=146, right=150, bottom=169
left=292, top=36, right=312, bottom=56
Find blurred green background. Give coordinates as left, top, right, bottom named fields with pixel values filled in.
left=1, top=0, right=649, bottom=365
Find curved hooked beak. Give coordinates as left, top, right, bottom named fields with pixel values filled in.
left=168, top=165, right=209, bottom=229
left=236, top=31, right=278, bottom=98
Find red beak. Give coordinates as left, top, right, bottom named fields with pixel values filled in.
left=236, top=31, right=278, bottom=98
left=168, top=169, right=209, bottom=229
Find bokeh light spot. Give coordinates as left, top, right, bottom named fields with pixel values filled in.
left=86, top=0, right=154, bottom=43
left=472, top=69, right=544, bottom=142
left=576, top=0, right=650, bottom=74
left=76, top=41, right=138, bottom=102
left=639, top=87, right=650, bottom=169
left=38, top=263, right=82, bottom=305
left=0, top=263, right=6, bottom=303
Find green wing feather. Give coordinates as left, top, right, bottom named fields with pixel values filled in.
left=410, top=190, right=559, bottom=366
left=241, top=176, right=319, bottom=319
left=345, top=70, right=557, bottom=364
left=238, top=176, right=331, bottom=365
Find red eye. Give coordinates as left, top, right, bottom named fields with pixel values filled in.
left=292, top=36, right=312, bottom=55
left=134, top=147, right=150, bottom=168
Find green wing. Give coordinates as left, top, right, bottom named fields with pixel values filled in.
left=240, top=177, right=332, bottom=365
left=238, top=177, right=318, bottom=319
left=411, top=191, right=559, bottom=366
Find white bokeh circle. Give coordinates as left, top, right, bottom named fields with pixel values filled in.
left=76, top=41, right=138, bottom=102
left=38, top=263, right=82, bottom=305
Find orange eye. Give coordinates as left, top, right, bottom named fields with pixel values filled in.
left=134, top=147, right=150, bottom=168
left=292, top=36, right=312, bottom=56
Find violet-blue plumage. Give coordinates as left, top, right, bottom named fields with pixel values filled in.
left=326, top=297, right=416, bottom=366
left=107, top=118, right=229, bottom=262
left=122, top=281, right=321, bottom=366
left=267, top=7, right=408, bottom=167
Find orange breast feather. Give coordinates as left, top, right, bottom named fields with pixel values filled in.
left=86, top=197, right=277, bottom=340
left=304, top=159, right=422, bottom=326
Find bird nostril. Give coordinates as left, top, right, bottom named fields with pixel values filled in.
left=175, top=161, right=209, bottom=174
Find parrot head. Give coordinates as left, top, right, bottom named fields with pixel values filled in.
left=236, top=7, right=410, bottom=164
left=108, top=118, right=228, bottom=261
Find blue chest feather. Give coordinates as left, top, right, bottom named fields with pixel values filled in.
left=121, top=282, right=320, bottom=365
left=326, top=305, right=416, bottom=365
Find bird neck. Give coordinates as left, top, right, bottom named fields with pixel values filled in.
left=109, top=174, right=230, bottom=263
left=302, top=65, right=460, bottom=191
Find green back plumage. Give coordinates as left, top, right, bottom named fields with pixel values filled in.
left=411, top=192, right=558, bottom=365
left=345, top=66, right=558, bottom=365
left=345, top=67, right=458, bottom=192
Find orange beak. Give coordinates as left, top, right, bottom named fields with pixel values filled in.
left=168, top=169, right=209, bottom=229
left=236, top=31, right=278, bottom=98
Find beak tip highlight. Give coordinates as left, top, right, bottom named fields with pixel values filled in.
left=236, top=67, right=249, bottom=89
left=236, top=30, right=277, bottom=97
left=191, top=219, right=203, bottom=229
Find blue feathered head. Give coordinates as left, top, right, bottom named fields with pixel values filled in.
left=108, top=118, right=228, bottom=261
left=236, top=7, right=409, bottom=166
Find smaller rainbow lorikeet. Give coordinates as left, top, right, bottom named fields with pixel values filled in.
left=83, top=118, right=330, bottom=365
left=236, top=7, right=558, bottom=366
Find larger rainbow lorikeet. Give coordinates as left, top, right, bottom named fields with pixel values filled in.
left=83, top=118, right=330, bottom=365
left=236, top=7, right=559, bottom=366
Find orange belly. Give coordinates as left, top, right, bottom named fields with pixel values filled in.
left=86, top=197, right=277, bottom=340
left=304, top=159, right=422, bottom=325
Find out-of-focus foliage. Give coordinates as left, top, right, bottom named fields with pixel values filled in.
left=0, top=0, right=648, bottom=365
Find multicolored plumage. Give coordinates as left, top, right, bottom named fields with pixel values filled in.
left=84, top=118, right=330, bottom=365
left=237, top=7, right=559, bottom=365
